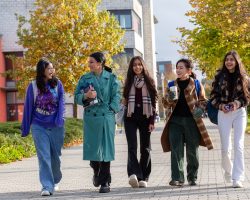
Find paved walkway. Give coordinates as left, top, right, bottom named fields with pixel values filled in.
left=1, top=119, right=250, bottom=199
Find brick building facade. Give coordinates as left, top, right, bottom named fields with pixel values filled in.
left=0, top=36, right=7, bottom=122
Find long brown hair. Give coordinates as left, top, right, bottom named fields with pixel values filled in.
left=221, top=50, right=249, bottom=102
left=123, top=56, right=158, bottom=106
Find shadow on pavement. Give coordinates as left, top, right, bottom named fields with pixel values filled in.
left=0, top=185, right=246, bottom=200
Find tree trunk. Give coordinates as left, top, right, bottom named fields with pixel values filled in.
left=73, top=102, right=78, bottom=118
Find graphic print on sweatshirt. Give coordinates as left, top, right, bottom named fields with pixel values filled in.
left=35, top=87, right=58, bottom=115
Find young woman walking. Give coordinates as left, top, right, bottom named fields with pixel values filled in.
left=161, top=58, right=213, bottom=186
left=210, top=50, right=249, bottom=188
left=21, top=58, right=65, bottom=196
left=74, top=52, right=120, bottom=193
left=123, top=56, right=158, bottom=188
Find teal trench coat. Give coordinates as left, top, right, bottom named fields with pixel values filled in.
left=74, top=70, right=121, bottom=161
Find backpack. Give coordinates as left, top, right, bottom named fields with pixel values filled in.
left=168, top=79, right=201, bottom=97
left=31, top=80, right=58, bottom=103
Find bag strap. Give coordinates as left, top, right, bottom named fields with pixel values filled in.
left=32, top=80, right=38, bottom=103
left=167, top=80, right=175, bottom=88
left=194, top=79, right=200, bottom=97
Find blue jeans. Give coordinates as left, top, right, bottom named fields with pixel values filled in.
left=31, top=124, right=64, bottom=193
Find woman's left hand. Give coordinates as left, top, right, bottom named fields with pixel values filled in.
left=229, top=102, right=238, bottom=111
left=148, top=124, right=155, bottom=132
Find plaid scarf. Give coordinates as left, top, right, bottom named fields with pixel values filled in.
left=127, top=76, right=153, bottom=118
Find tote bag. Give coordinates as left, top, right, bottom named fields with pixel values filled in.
left=207, top=100, right=218, bottom=125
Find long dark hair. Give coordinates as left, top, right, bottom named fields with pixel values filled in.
left=123, top=56, right=158, bottom=106
left=36, top=58, right=57, bottom=93
left=220, top=50, right=249, bottom=102
left=176, top=58, right=196, bottom=79
left=90, top=52, right=112, bottom=72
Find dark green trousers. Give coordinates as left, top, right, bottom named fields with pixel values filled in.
left=168, top=116, right=201, bottom=182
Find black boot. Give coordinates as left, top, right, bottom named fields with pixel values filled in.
left=90, top=161, right=100, bottom=187
left=93, top=174, right=99, bottom=187
left=99, top=183, right=110, bottom=193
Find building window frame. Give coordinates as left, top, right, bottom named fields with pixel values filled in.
left=109, top=9, right=142, bottom=36
left=109, top=10, right=132, bottom=29
left=132, top=11, right=142, bottom=36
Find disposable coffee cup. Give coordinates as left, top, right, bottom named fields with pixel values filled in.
left=170, top=86, right=178, bottom=100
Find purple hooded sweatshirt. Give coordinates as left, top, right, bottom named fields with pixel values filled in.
left=21, top=80, right=65, bottom=137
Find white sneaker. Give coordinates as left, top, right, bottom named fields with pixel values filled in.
left=224, top=172, right=232, bottom=183
left=128, top=174, right=139, bottom=188
left=54, top=183, right=59, bottom=191
left=138, top=180, right=147, bottom=188
left=233, top=180, right=243, bottom=188
left=41, top=190, right=51, bottom=196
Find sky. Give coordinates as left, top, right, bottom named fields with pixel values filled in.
left=153, top=0, right=204, bottom=80
left=153, top=0, right=194, bottom=63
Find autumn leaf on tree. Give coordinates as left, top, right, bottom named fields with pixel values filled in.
left=174, top=0, right=250, bottom=78
left=12, top=0, right=125, bottom=96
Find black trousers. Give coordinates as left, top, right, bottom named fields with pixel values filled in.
left=90, top=161, right=111, bottom=185
left=124, top=107, right=151, bottom=181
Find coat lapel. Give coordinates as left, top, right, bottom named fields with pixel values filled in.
left=161, top=78, right=214, bottom=152
left=91, top=70, right=111, bottom=103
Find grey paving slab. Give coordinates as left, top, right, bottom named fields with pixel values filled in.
left=1, top=119, right=250, bottom=199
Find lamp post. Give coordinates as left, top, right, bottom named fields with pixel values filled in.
left=161, top=73, right=165, bottom=96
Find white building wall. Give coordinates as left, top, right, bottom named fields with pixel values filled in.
left=141, top=0, right=157, bottom=84
left=99, top=0, right=143, bottom=19
left=134, top=32, right=144, bottom=54
left=0, top=0, right=34, bottom=52
left=132, top=0, right=143, bottom=17
left=99, top=0, right=144, bottom=55
left=122, top=31, right=143, bottom=53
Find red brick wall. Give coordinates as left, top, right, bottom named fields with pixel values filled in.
left=0, top=36, right=7, bottom=122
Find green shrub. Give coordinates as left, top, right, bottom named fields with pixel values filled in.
left=0, top=118, right=83, bottom=164
left=246, top=117, right=250, bottom=134
left=64, top=118, right=83, bottom=145
left=246, top=107, right=250, bottom=133
left=0, top=121, right=22, bottom=135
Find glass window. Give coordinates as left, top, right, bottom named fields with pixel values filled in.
left=7, top=104, right=18, bottom=121
left=124, top=48, right=134, bottom=57
left=132, top=12, right=142, bottom=36
left=120, top=14, right=132, bottom=29
left=120, top=48, right=143, bottom=57
left=17, top=93, right=24, bottom=104
left=133, top=49, right=143, bottom=57
left=109, top=10, right=141, bottom=35
left=7, top=92, right=16, bottom=104
left=4, top=52, right=23, bottom=71
left=6, top=81, right=16, bottom=88
left=109, top=10, right=132, bottom=29
left=159, top=64, right=164, bottom=73
left=113, top=14, right=119, bottom=22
